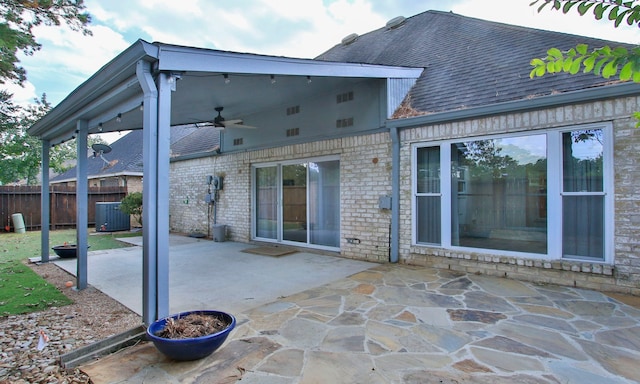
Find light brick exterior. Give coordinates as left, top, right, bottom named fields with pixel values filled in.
left=170, top=97, right=640, bottom=295
left=400, top=97, right=640, bottom=295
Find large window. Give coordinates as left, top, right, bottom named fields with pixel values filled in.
left=413, top=125, right=612, bottom=261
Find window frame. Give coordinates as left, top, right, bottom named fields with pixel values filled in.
left=411, top=122, right=614, bottom=263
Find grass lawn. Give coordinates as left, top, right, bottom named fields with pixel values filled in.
left=0, top=229, right=139, bottom=316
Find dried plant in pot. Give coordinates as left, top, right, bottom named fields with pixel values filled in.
left=51, top=243, right=90, bottom=258
left=146, top=310, right=236, bottom=361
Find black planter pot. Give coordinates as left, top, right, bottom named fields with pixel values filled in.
left=146, top=310, right=236, bottom=361
left=52, top=245, right=90, bottom=258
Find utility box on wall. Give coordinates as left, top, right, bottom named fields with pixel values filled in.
left=95, top=202, right=130, bottom=232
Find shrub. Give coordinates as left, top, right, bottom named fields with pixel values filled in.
left=120, top=192, right=143, bottom=227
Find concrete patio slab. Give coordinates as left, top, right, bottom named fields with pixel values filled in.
left=53, top=235, right=375, bottom=315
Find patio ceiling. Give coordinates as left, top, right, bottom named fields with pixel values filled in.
left=27, top=39, right=423, bottom=146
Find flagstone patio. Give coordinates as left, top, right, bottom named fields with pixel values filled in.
left=79, top=263, right=640, bottom=383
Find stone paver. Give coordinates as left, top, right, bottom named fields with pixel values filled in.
left=82, top=264, right=640, bottom=383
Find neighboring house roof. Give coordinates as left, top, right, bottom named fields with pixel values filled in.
left=51, top=125, right=221, bottom=183
left=170, top=124, right=221, bottom=158
left=316, top=10, right=636, bottom=115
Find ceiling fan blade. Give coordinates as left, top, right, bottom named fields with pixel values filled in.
left=224, top=121, right=257, bottom=129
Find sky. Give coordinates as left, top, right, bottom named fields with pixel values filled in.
left=5, top=0, right=640, bottom=114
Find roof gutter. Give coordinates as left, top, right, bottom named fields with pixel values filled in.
left=386, top=81, right=640, bottom=264
left=386, top=82, right=640, bottom=130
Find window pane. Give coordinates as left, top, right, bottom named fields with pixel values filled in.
left=563, top=195, right=604, bottom=259
left=417, top=147, right=440, bottom=193
left=255, top=167, right=278, bottom=239
left=283, top=164, right=308, bottom=243
left=563, top=130, right=603, bottom=192
left=309, top=160, right=340, bottom=247
left=417, top=196, right=441, bottom=244
left=416, top=147, right=441, bottom=245
left=451, top=136, right=547, bottom=253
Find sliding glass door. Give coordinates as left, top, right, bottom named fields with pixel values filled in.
left=254, top=157, right=340, bottom=250
left=255, top=166, right=278, bottom=239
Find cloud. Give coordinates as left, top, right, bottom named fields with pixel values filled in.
left=84, top=0, right=393, bottom=58
left=7, top=0, right=640, bottom=108
left=11, top=21, right=130, bottom=106
left=3, top=81, right=38, bottom=107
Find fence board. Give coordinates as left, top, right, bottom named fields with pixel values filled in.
left=0, top=186, right=127, bottom=232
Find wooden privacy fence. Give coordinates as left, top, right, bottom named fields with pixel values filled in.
left=0, top=185, right=128, bottom=231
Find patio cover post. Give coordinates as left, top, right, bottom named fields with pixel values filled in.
left=75, top=120, right=89, bottom=290
left=40, top=140, right=50, bottom=263
left=138, top=60, right=165, bottom=325
left=155, top=72, right=173, bottom=319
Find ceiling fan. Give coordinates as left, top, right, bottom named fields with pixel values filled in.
left=213, top=107, right=256, bottom=129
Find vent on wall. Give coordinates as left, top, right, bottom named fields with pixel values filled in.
left=233, top=138, right=243, bottom=146
left=286, top=105, right=300, bottom=115
left=337, top=91, right=354, bottom=104
left=336, top=118, right=354, bottom=128
left=286, top=127, right=300, bottom=137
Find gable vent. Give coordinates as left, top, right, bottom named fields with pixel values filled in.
left=386, top=16, right=406, bottom=30
left=336, top=118, right=354, bottom=128
left=286, top=105, right=300, bottom=115
left=286, top=127, right=300, bottom=137
left=341, top=33, right=358, bottom=45
left=337, top=91, right=354, bottom=104
left=233, top=138, right=243, bottom=146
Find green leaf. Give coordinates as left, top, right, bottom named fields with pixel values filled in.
left=620, top=61, right=634, bottom=80
left=603, top=60, right=618, bottom=78
left=547, top=47, right=564, bottom=59
left=569, top=56, right=584, bottom=74
left=576, top=44, right=589, bottom=55
left=554, top=58, right=564, bottom=72
left=613, top=46, right=629, bottom=57
left=530, top=58, right=545, bottom=66
left=615, top=9, right=630, bottom=27
left=594, top=3, right=607, bottom=19
left=563, top=56, right=574, bottom=71
left=577, top=1, right=595, bottom=15
left=562, top=1, right=578, bottom=13
left=583, top=55, right=596, bottom=72
left=594, top=57, right=609, bottom=75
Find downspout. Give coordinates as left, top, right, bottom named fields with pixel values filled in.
left=389, top=126, right=400, bottom=263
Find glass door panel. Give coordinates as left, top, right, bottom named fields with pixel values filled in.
left=282, top=164, right=308, bottom=243
left=255, top=166, right=278, bottom=239
left=309, top=160, right=340, bottom=247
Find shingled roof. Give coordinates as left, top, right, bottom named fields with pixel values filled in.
left=51, top=125, right=221, bottom=182
left=316, top=10, right=634, bottom=115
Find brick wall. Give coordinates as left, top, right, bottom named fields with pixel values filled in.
left=169, top=96, right=640, bottom=294
left=170, top=133, right=393, bottom=260
left=399, top=97, right=640, bottom=295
